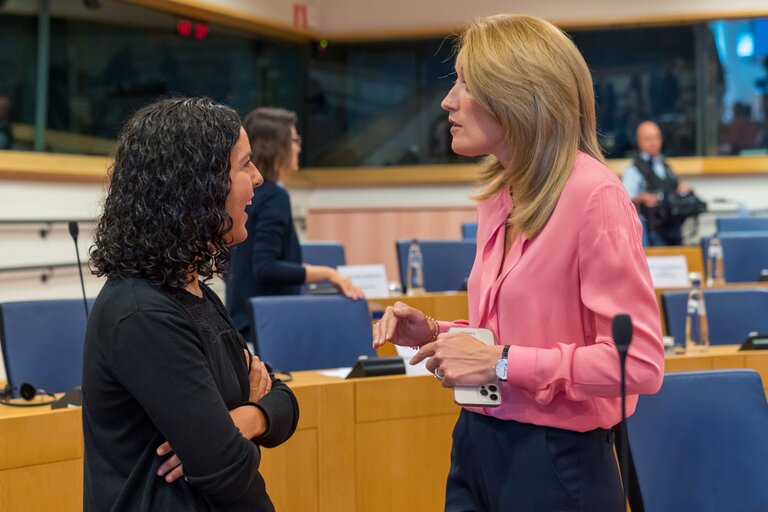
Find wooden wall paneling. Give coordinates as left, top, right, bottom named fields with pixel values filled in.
left=306, top=207, right=477, bottom=281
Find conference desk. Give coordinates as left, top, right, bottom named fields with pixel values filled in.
left=367, top=291, right=469, bottom=323
left=2, top=345, right=767, bottom=512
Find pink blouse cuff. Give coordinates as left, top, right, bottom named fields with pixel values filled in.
left=504, top=345, right=538, bottom=389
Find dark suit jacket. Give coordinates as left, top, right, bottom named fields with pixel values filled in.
left=226, top=179, right=305, bottom=335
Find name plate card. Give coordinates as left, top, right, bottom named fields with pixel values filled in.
left=337, top=264, right=389, bottom=298
left=646, top=255, right=690, bottom=288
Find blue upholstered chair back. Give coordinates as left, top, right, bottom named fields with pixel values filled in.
left=661, top=288, right=768, bottom=346
left=700, top=232, right=768, bottom=282
left=716, top=217, right=768, bottom=232
left=249, top=295, right=375, bottom=372
left=0, top=298, right=93, bottom=394
left=300, top=241, right=346, bottom=295
left=626, top=370, right=768, bottom=512
left=300, top=241, right=346, bottom=268
left=461, top=222, right=478, bottom=240
left=396, top=239, right=476, bottom=293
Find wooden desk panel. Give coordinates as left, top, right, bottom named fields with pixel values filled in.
left=5, top=345, right=768, bottom=512
left=368, top=292, right=469, bottom=323
left=0, top=401, right=82, bottom=512
left=356, top=414, right=456, bottom=512
left=0, top=458, right=83, bottom=512
left=260, top=378, right=355, bottom=512
left=355, top=374, right=456, bottom=423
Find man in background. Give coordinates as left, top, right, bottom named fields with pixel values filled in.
left=622, top=120, right=693, bottom=246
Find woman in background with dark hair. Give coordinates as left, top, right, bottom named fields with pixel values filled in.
left=227, top=107, right=362, bottom=345
left=84, top=97, right=299, bottom=511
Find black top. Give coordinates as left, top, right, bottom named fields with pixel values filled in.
left=226, top=179, right=306, bottom=335
left=632, top=156, right=679, bottom=195
left=82, top=277, right=299, bottom=512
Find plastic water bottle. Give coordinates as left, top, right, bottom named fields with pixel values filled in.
left=706, top=237, right=725, bottom=287
left=685, top=272, right=709, bottom=353
left=405, top=240, right=425, bottom=295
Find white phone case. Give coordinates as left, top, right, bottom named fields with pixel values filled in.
left=448, top=327, right=502, bottom=407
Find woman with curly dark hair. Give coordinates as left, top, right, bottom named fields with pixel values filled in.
left=227, top=107, right=363, bottom=345
left=83, top=97, right=299, bottom=512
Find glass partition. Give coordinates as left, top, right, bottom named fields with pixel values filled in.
left=2, top=2, right=768, bottom=165
left=0, top=0, right=303, bottom=155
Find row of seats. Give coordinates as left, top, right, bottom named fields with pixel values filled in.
left=304, top=240, right=476, bottom=293
left=5, top=286, right=768, bottom=391
left=465, top=218, right=768, bottom=282
left=0, top=295, right=376, bottom=394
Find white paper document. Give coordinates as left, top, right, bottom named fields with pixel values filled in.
left=337, top=264, right=389, bottom=297
left=646, top=255, right=689, bottom=288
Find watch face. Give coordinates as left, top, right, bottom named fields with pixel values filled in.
left=495, top=359, right=507, bottom=381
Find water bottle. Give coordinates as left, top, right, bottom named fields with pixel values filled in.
left=705, top=237, right=725, bottom=287
left=684, top=272, right=709, bottom=353
left=405, top=240, right=425, bottom=295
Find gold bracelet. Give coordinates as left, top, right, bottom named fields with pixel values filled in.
left=425, top=315, right=439, bottom=342
left=413, top=315, right=440, bottom=350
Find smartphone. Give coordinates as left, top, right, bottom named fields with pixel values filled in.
left=448, top=327, right=502, bottom=407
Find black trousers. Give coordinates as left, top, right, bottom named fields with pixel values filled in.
left=445, top=410, right=624, bottom=512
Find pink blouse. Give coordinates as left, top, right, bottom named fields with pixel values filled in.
left=438, top=151, right=664, bottom=431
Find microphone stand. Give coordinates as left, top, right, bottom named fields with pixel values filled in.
left=68, top=221, right=89, bottom=319
left=612, top=314, right=633, bottom=510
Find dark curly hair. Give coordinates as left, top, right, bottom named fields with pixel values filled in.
left=90, top=97, right=241, bottom=288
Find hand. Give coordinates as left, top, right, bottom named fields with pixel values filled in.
left=635, top=192, right=658, bottom=208
left=677, top=182, right=691, bottom=195
left=410, top=331, right=503, bottom=388
left=156, top=441, right=184, bottom=483
left=245, top=350, right=272, bottom=403
left=372, top=301, right=433, bottom=349
left=329, top=270, right=364, bottom=300
left=230, top=404, right=268, bottom=439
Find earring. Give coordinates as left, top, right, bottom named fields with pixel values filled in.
left=211, top=252, right=218, bottom=273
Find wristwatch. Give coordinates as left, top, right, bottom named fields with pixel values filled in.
left=495, top=345, right=510, bottom=381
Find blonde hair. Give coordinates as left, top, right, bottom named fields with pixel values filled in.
left=460, top=14, right=603, bottom=237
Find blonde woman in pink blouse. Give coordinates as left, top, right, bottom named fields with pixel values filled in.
left=373, top=14, right=664, bottom=512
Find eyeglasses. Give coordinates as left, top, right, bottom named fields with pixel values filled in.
left=291, top=135, right=302, bottom=146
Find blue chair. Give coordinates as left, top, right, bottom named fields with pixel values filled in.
left=396, top=239, right=476, bottom=293
left=461, top=222, right=478, bottom=240
left=248, top=295, right=375, bottom=372
left=661, top=288, right=768, bottom=346
left=301, top=241, right=346, bottom=268
left=300, top=241, right=346, bottom=295
left=701, top=232, right=768, bottom=282
left=626, top=370, right=768, bottom=512
left=716, top=217, right=768, bottom=232
left=0, top=298, right=93, bottom=394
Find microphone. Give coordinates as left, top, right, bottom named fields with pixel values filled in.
left=612, top=313, right=633, bottom=359
left=612, top=314, right=633, bottom=509
left=68, top=221, right=89, bottom=319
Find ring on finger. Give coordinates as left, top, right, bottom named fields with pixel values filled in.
left=434, top=367, right=444, bottom=381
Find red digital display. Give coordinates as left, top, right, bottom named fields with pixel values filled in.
left=176, top=20, right=192, bottom=37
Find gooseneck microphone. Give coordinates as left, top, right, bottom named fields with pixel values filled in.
left=68, top=221, right=89, bottom=319
left=612, top=314, right=633, bottom=509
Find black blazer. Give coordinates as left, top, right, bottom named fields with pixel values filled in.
left=227, top=179, right=305, bottom=335
left=82, top=277, right=299, bottom=511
